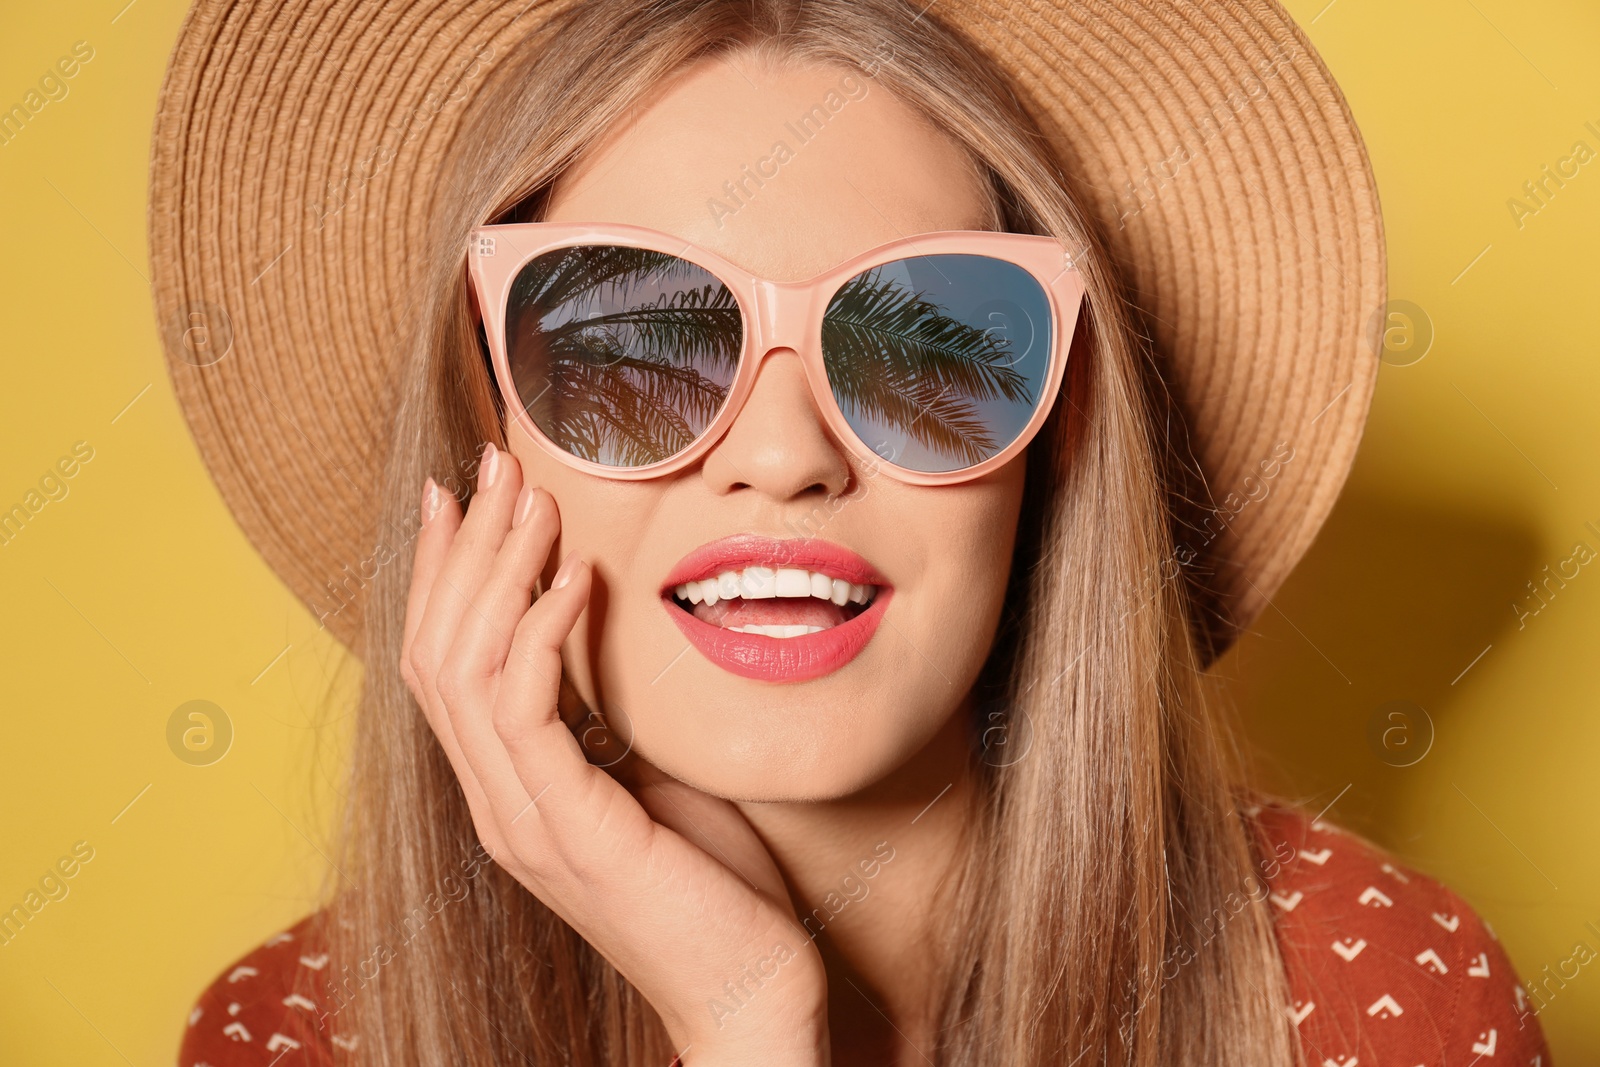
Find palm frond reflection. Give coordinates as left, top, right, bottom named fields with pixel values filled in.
left=823, top=265, right=1035, bottom=465
left=508, top=247, right=741, bottom=467
left=505, top=246, right=1044, bottom=470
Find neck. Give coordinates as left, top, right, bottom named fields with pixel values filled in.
left=735, top=705, right=977, bottom=1066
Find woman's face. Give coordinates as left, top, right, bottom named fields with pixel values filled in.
left=510, top=53, right=1026, bottom=801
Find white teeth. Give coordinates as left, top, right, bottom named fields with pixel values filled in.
left=740, top=566, right=776, bottom=598
left=775, top=568, right=811, bottom=597
left=671, top=566, right=878, bottom=607
left=727, top=624, right=826, bottom=638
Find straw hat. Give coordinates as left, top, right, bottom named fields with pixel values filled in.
left=146, top=0, right=1383, bottom=661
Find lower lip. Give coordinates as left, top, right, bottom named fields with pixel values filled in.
left=663, top=590, right=893, bottom=683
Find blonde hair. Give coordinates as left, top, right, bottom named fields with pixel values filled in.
left=327, top=1, right=1300, bottom=1063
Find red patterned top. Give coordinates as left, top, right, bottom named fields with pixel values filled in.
left=177, top=802, right=1553, bottom=1065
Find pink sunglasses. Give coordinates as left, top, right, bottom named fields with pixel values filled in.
left=466, top=222, right=1085, bottom=486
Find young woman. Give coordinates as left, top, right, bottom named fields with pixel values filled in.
left=153, top=0, right=1550, bottom=1064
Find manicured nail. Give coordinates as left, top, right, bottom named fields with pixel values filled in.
left=550, top=550, right=583, bottom=590
left=421, top=478, right=441, bottom=523
left=481, top=442, right=500, bottom=488
left=513, top=484, right=536, bottom=527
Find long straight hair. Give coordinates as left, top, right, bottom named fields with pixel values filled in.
left=327, top=1, right=1300, bottom=1063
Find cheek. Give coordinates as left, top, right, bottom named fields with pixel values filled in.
left=923, top=487, right=1028, bottom=757
left=505, top=436, right=653, bottom=692
left=508, top=429, right=653, bottom=568
left=890, top=470, right=1026, bottom=667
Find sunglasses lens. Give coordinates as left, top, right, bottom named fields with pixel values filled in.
left=821, top=254, right=1054, bottom=473
left=504, top=245, right=742, bottom=468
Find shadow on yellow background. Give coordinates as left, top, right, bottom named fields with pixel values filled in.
left=0, top=0, right=1595, bottom=1062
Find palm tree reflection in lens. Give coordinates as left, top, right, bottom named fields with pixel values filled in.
left=508, top=247, right=742, bottom=467
left=505, top=247, right=1046, bottom=471
left=821, top=256, right=1043, bottom=470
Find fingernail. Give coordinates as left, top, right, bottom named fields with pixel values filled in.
left=482, top=442, right=499, bottom=488
left=551, top=550, right=583, bottom=590
left=513, top=484, right=536, bottom=527
left=421, top=478, right=441, bottom=523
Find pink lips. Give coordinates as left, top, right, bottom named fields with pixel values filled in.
left=661, top=535, right=892, bottom=683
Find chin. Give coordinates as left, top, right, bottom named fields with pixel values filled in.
left=617, top=662, right=956, bottom=802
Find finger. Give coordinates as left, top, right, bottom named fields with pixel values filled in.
left=454, top=554, right=592, bottom=813
left=632, top=778, right=793, bottom=906
left=429, top=553, right=612, bottom=918
left=408, top=443, right=522, bottom=694
left=435, top=483, right=566, bottom=825
left=401, top=477, right=461, bottom=695
left=486, top=559, right=660, bottom=862
left=439, top=484, right=560, bottom=727
left=398, top=469, right=509, bottom=855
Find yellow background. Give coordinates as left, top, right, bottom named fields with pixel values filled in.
left=0, top=0, right=1595, bottom=1061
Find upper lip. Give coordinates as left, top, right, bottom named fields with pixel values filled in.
left=660, top=534, right=890, bottom=594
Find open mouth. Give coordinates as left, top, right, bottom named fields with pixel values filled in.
left=668, top=566, right=878, bottom=638
left=659, top=536, right=892, bottom=681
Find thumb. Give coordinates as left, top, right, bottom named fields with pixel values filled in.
left=633, top=774, right=798, bottom=912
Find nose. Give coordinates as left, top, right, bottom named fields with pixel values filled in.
left=701, top=347, right=852, bottom=500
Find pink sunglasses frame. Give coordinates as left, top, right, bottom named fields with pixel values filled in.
left=465, top=221, right=1086, bottom=486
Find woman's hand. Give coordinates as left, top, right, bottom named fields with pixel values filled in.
left=399, top=443, right=830, bottom=1067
